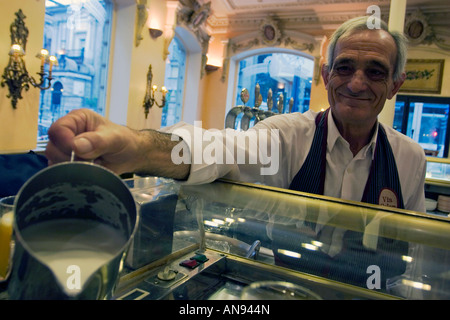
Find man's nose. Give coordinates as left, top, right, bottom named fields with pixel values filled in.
left=347, top=70, right=367, bottom=93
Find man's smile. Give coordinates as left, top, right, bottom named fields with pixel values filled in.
left=338, top=92, right=371, bottom=101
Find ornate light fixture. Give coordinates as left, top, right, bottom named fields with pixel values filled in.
left=142, top=64, right=167, bottom=119
left=135, top=0, right=148, bottom=47
left=1, top=10, right=58, bottom=109
left=149, top=28, right=163, bottom=39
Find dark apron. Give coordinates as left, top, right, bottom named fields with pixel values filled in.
left=289, top=108, right=404, bottom=208
left=272, top=109, right=408, bottom=290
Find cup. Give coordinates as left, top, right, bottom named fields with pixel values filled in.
left=0, top=196, right=15, bottom=281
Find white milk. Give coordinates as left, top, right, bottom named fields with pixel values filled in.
left=20, top=219, right=127, bottom=296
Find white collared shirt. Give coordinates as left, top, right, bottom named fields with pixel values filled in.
left=165, top=109, right=426, bottom=212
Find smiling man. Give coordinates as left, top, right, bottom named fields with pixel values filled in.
left=323, top=23, right=404, bottom=156
left=254, top=16, right=426, bottom=212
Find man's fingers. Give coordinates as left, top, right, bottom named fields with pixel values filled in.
left=71, top=122, right=127, bottom=161
left=46, top=108, right=108, bottom=163
left=45, top=140, right=72, bottom=164
left=73, top=136, right=95, bottom=155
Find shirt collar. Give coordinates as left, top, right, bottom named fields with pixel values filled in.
left=327, top=110, right=378, bottom=160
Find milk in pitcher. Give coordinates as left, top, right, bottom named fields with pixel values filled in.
left=20, top=218, right=127, bottom=296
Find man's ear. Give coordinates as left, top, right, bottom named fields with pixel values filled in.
left=321, top=64, right=330, bottom=87
left=388, top=72, right=406, bottom=99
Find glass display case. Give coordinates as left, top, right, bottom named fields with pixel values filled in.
left=113, top=177, right=450, bottom=300
left=425, top=157, right=450, bottom=215
left=426, top=157, right=450, bottom=186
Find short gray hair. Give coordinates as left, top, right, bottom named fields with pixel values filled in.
left=326, top=16, right=408, bottom=81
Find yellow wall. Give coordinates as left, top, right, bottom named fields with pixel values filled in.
left=126, top=0, right=167, bottom=130
left=127, top=0, right=166, bottom=129
left=0, top=0, right=45, bottom=153
left=106, top=0, right=167, bottom=131
left=200, top=67, right=228, bottom=129
left=309, top=69, right=328, bottom=112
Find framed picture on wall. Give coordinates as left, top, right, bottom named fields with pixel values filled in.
left=400, top=59, right=444, bottom=94
left=259, top=17, right=281, bottom=46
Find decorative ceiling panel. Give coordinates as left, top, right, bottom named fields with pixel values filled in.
left=206, top=0, right=450, bottom=48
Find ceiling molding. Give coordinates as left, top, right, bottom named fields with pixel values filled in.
left=206, top=0, right=450, bottom=49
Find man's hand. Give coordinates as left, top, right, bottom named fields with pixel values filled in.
left=45, top=108, right=142, bottom=174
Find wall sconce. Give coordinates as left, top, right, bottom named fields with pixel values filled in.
left=205, top=54, right=221, bottom=73
left=205, top=64, right=219, bottom=72
left=143, top=64, right=167, bottom=119
left=1, top=10, right=58, bottom=109
left=149, top=28, right=163, bottom=39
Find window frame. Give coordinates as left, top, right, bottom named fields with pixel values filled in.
left=225, top=47, right=314, bottom=117
left=396, top=94, right=450, bottom=158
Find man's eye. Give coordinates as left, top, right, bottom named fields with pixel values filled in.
left=335, top=66, right=353, bottom=75
left=367, top=69, right=387, bottom=80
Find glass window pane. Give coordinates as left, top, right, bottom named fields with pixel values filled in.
left=161, top=37, right=186, bottom=128
left=408, top=102, right=449, bottom=157
left=38, top=0, right=112, bottom=141
left=393, top=100, right=405, bottom=133
left=235, top=53, right=313, bottom=116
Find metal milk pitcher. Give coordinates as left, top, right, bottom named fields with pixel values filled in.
left=8, top=161, right=139, bottom=300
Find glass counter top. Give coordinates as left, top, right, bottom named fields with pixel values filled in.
left=426, top=157, right=450, bottom=186
left=118, top=176, right=450, bottom=300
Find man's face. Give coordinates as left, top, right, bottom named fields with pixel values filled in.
left=322, top=29, right=404, bottom=128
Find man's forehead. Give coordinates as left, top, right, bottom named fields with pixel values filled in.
left=334, top=29, right=397, bottom=66
left=334, top=57, right=389, bottom=70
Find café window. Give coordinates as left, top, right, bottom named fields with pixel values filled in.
left=161, top=36, right=186, bottom=128
left=37, top=0, right=113, bottom=141
left=235, top=52, right=313, bottom=118
left=394, top=95, right=450, bottom=158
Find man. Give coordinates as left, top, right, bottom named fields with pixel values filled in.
left=45, top=16, right=426, bottom=213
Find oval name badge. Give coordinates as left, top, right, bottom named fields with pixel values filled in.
left=378, top=188, right=399, bottom=208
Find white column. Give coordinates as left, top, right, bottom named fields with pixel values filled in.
left=378, top=0, right=407, bottom=127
